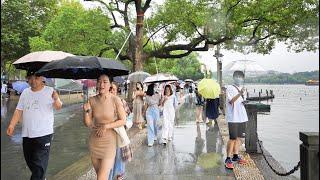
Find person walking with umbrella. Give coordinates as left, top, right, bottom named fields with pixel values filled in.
left=83, top=74, right=127, bottom=179
left=160, top=84, right=177, bottom=145
left=224, top=70, right=248, bottom=169
left=144, top=83, right=161, bottom=147
left=6, top=72, right=63, bottom=180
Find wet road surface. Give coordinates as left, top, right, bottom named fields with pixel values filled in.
left=1, top=98, right=90, bottom=179
left=125, top=102, right=235, bottom=180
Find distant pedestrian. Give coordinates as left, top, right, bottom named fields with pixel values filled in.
left=6, top=72, right=63, bottom=180
left=1, top=81, right=7, bottom=96
left=195, top=87, right=205, bottom=123
left=160, top=85, right=177, bottom=145
left=132, top=82, right=144, bottom=129
left=224, top=70, right=248, bottom=169
left=144, top=83, right=161, bottom=147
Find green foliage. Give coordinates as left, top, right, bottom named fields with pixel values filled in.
left=206, top=0, right=319, bottom=54
left=1, top=0, right=58, bottom=77
left=144, top=53, right=204, bottom=80
left=148, top=0, right=318, bottom=54
left=30, top=1, right=113, bottom=57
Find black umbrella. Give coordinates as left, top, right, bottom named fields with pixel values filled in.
left=35, top=56, right=129, bottom=79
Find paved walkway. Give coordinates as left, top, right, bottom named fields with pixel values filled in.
left=125, top=101, right=235, bottom=180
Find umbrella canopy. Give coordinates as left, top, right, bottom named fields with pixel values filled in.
left=128, top=71, right=151, bottom=82
left=184, top=79, right=194, bottom=82
left=143, top=73, right=178, bottom=83
left=35, top=56, right=129, bottom=79
left=54, top=79, right=83, bottom=91
left=13, top=51, right=75, bottom=71
left=198, top=79, right=220, bottom=99
left=12, top=81, right=30, bottom=94
left=223, top=60, right=266, bottom=73
left=113, top=76, right=125, bottom=84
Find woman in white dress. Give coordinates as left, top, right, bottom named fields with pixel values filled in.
left=160, top=85, right=177, bottom=145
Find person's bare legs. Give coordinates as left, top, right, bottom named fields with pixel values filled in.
left=227, top=139, right=236, bottom=157
left=232, top=138, right=242, bottom=155
left=91, top=157, right=100, bottom=175
left=97, top=158, right=113, bottom=180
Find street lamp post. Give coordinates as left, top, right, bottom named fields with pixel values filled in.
left=213, top=45, right=223, bottom=88
left=213, top=45, right=225, bottom=114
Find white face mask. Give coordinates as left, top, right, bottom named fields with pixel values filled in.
left=234, top=77, right=244, bottom=85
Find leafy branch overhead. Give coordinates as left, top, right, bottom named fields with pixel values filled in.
left=4, top=0, right=318, bottom=72
left=86, top=0, right=319, bottom=62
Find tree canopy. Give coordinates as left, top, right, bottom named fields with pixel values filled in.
left=1, top=0, right=58, bottom=72
left=30, top=1, right=114, bottom=57
left=2, top=0, right=319, bottom=75
left=144, top=53, right=204, bottom=80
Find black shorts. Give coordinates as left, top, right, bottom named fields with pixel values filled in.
left=228, top=122, right=246, bottom=140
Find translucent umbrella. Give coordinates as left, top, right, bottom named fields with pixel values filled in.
left=184, top=79, right=194, bottom=82
left=128, top=71, right=151, bottom=82
left=143, top=73, right=178, bottom=83
left=197, top=79, right=220, bottom=99
left=223, top=60, right=266, bottom=75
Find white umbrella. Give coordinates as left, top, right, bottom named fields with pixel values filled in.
left=143, top=73, right=178, bottom=83
left=223, top=60, right=266, bottom=74
left=13, top=50, right=75, bottom=71
left=184, top=79, right=194, bottom=82
left=128, top=71, right=151, bottom=82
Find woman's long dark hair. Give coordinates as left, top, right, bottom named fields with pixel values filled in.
left=146, top=83, right=155, bottom=96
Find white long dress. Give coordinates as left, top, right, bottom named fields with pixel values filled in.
left=161, top=95, right=176, bottom=140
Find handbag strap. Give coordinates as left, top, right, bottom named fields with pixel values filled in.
left=112, top=95, right=119, bottom=121
left=232, top=85, right=244, bottom=99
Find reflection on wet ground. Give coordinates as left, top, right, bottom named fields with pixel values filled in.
left=125, top=102, right=234, bottom=180
left=1, top=98, right=90, bottom=179
left=1, top=96, right=234, bottom=179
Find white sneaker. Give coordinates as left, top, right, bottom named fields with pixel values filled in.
left=205, top=118, right=209, bottom=123
left=148, top=143, right=153, bottom=147
left=168, top=137, right=173, bottom=141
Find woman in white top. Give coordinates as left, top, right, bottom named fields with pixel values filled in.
left=160, top=84, right=176, bottom=145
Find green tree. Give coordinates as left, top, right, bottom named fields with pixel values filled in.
left=84, top=0, right=318, bottom=71
left=144, top=53, right=204, bottom=80
left=1, top=0, right=58, bottom=77
left=30, top=1, right=113, bottom=57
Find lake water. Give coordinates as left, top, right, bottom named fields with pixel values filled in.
left=245, top=84, right=319, bottom=178
left=1, top=84, right=318, bottom=179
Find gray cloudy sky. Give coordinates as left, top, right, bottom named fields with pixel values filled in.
left=199, top=43, right=319, bottom=73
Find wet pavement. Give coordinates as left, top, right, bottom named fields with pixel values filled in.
left=1, top=98, right=90, bottom=179
left=125, top=102, right=235, bottom=180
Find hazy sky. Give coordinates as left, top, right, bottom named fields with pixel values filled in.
left=199, top=43, right=319, bottom=73
left=80, top=0, right=319, bottom=74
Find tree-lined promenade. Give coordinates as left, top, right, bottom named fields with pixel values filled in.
left=2, top=0, right=319, bottom=78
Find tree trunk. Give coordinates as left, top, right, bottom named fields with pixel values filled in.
left=134, top=8, right=144, bottom=71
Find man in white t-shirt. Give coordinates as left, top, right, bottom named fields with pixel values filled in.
left=224, top=70, right=248, bottom=169
left=6, top=72, right=62, bottom=180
